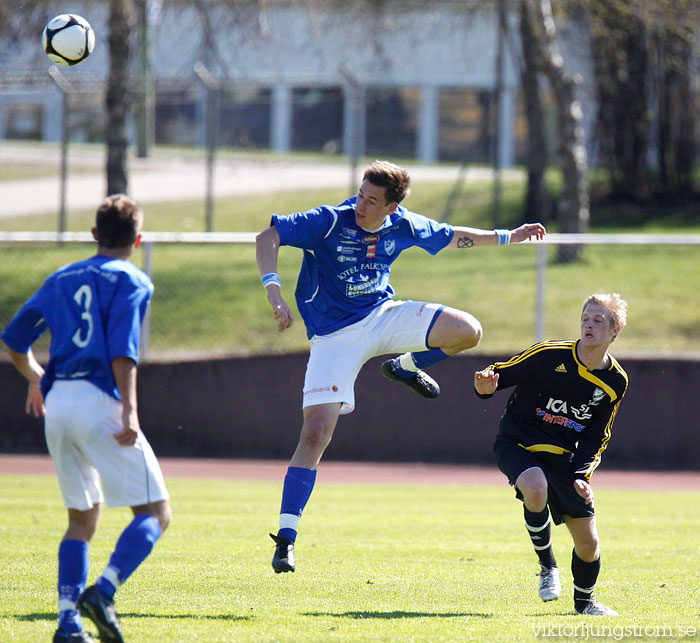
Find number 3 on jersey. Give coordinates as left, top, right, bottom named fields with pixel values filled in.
left=72, top=284, right=93, bottom=348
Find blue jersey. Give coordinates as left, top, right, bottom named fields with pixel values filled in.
left=1, top=254, right=153, bottom=400
left=272, top=196, right=454, bottom=337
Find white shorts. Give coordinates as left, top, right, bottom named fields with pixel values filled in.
left=303, top=299, right=443, bottom=414
left=44, top=380, right=169, bottom=511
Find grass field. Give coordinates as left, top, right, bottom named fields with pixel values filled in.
left=1, top=475, right=698, bottom=642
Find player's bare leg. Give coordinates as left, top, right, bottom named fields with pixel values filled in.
left=65, top=505, right=102, bottom=542
left=426, top=307, right=483, bottom=354
left=131, top=499, right=172, bottom=533
left=516, top=467, right=561, bottom=601
left=271, top=403, right=340, bottom=573
left=382, top=307, right=482, bottom=398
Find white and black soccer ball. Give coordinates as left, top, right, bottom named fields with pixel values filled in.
left=42, top=14, right=95, bottom=66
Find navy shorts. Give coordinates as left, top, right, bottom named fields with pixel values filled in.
left=493, top=434, right=594, bottom=525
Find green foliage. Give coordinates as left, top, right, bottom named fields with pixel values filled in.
left=0, top=475, right=698, bottom=642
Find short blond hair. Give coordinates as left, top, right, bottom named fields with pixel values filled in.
left=583, top=293, right=628, bottom=338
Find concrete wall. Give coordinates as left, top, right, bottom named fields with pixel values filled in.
left=1, top=353, right=698, bottom=471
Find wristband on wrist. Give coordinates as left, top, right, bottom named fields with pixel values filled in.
left=261, top=272, right=281, bottom=289
left=495, top=229, right=512, bottom=246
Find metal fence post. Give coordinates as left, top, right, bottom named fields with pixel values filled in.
left=140, top=241, right=154, bottom=362
left=48, top=66, right=70, bottom=237
left=535, top=241, right=547, bottom=343
left=194, top=62, right=219, bottom=233
left=339, top=66, right=363, bottom=195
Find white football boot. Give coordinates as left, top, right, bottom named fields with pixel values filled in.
left=538, top=564, right=561, bottom=601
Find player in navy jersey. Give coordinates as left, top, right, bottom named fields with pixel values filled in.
left=256, top=160, right=546, bottom=573
left=2, top=195, right=170, bottom=642
left=474, top=293, right=628, bottom=616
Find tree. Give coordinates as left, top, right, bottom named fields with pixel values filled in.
left=655, top=6, right=696, bottom=196
left=523, top=0, right=589, bottom=261
left=519, top=0, right=550, bottom=223
left=589, top=2, right=650, bottom=200
left=585, top=0, right=698, bottom=202
left=106, top=0, right=134, bottom=195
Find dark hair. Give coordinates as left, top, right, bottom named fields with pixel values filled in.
left=362, top=160, right=411, bottom=204
left=95, top=194, right=143, bottom=248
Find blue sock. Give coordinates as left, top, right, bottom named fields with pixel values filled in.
left=96, top=515, right=162, bottom=600
left=391, top=347, right=450, bottom=379
left=412, top=346, right=450, bottom=369
left=57, top=539, right=88, bottom=633
left=278, top=466, right=317, bottom=542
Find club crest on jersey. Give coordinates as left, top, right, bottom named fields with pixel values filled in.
left=384, top=239, right=396, bottom=255
left=569, top=388, right=606, bottom=420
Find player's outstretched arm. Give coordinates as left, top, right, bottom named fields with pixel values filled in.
left=112, top=356, right=140, bottom=446
left=256, top=225, right=293, bottom=332
left=6, top=347, right=46, bottom=418
left=447, top=223, right=546, bottom=249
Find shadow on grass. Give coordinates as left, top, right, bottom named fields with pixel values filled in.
left=17, top=612, right=253, bottom=622
left=305, top=611, right=492, bottom=619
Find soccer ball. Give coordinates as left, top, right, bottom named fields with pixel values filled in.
left=42, top=14, right=95, bottom=66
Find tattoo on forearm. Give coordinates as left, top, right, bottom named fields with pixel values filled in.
left=457, top=236, right=474, bottom=248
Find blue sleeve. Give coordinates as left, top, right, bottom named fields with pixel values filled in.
left=405, top=211, right=454, bottom=255
left=271, top=207, right=338, bottom=249
left=106, top=276, right=153, bottom=363
left=1, top=287, right=49, bottom=353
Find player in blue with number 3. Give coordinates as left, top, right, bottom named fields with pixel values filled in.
left=2, top=195, right=170, bottom=643
left=256, top=160, right=546, bottom=573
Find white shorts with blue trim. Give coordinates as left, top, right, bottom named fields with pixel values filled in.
left=45, top=380, right=169, bottom=511
left=302, top=299, right=443, bottom=415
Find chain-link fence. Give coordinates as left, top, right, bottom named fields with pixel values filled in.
left=1, top=233, right=699, bottom=363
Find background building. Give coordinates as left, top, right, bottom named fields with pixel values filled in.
left=0, top=0, right=597, bottom=166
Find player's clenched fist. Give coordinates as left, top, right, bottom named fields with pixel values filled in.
left=474, top=368, right=499, bottom=395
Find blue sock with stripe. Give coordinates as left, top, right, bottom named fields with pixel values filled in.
left=278, top=466, right=317, bottom=542
left=96, top=515, right=162, bottom=600
left=57, top=539, right=88, bottom=633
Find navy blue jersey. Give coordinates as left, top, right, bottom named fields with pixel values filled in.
left=478, top=340, right=628, bottom=481
left=272, top=196, right=454, bottom=338
left=2, top=254, right=153, bottom=400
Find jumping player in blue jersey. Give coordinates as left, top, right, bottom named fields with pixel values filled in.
left=256, top=160, right=546, bottom=573
left=474, top=293, right=628, bottom=616
left=2, top=195, right=170, bottom=643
